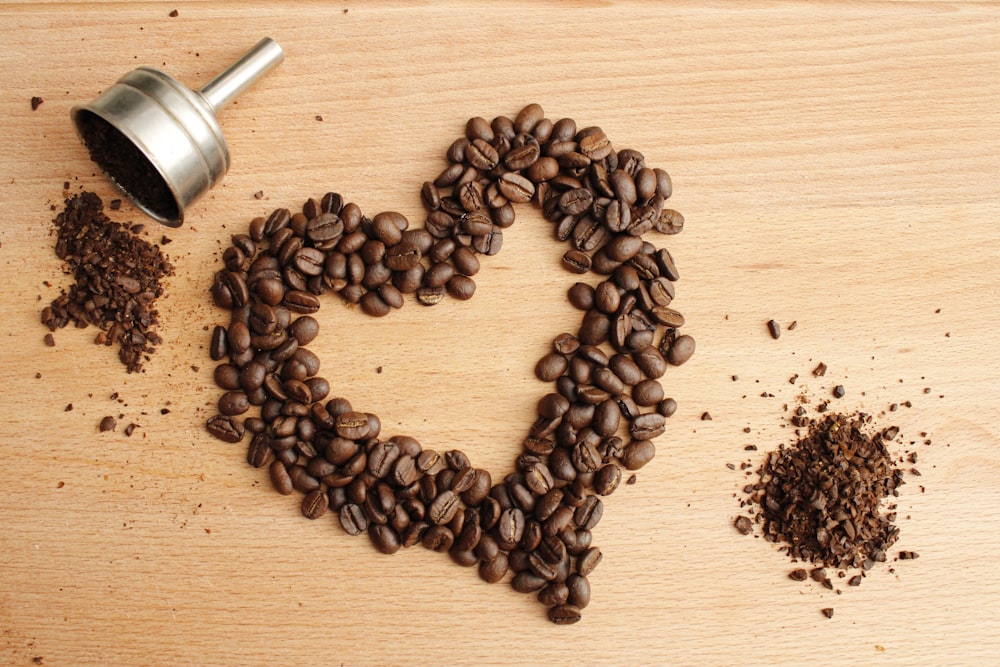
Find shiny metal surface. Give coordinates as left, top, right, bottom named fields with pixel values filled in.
left=71, top=38, right=284, bottom=226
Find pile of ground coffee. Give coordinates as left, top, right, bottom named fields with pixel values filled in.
left=742, top=410, right=905, bottom=581
left=41, top=192, right=174, bottom=372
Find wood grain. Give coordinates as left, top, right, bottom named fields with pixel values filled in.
left=2, top=2, right=999, bottom=665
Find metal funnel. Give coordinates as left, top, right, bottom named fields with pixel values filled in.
left=72, top=38, right=284, bottom=227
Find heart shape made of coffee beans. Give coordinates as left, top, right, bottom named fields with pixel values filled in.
left=204, top=104, right=693, bottom=625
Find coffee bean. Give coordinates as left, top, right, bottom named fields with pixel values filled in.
left=301, top=489, right=329, bottom=520
left=633, top=345, right=667, bottom=379
left=497, top=507, right=526, bottom=549
left=567, top=282, right=595, bottom=310
left=562, top=249, right=592, bottom=274
left=428, top=490, right=461, bottom=525
left=218, top=391, right=250, bottom=416
left=547, top=604, right=582, bottom=625
left=478, top=552, right=509, bottom=584
left=511, top=571, right=547, bottom=594
left=593, top=463, right=622, bottom=496
left=465, top=138, right=499, bottom=170
left=535, top=352, right=568, bottom=382
left=578, top=546, right=603, bottom=576
left=633, top=378, right=664, bottom=407
left=339, top=503, right=368, bottom=536
left=622, top=439, right=656, bottom=470
left=336, top=411, right=371, bottom=440
left=667, top=334, right=696, bottom=366
left=206, top=414, right=245, bottom=443
left=498, top=172, right=536, bottom=203
left=368, top=524, right=401, bottom=555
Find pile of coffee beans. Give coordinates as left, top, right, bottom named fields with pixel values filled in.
left=741, top=411, right=904, bottom=581
left=205, top=104, right=691, bottom=624
left=41, top=192, right=174, bottom=372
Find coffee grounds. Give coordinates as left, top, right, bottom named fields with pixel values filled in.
left=745, top=411, right=903, bottom=573
left=41, top=192, right=174, bottom=372
left=75, top=110, right=179, bottom=222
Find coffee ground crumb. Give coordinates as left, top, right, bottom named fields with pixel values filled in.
left=40, top=192, right=174, bottom=372
left=767, top=319, right=781, bottom=339
left=821, top=607, right=834, bottom=619
left=31, top=96, right=44, bottom=111
left=99, top=415, right=117, bottom=432
left=746, top=411, right=904, bottom=574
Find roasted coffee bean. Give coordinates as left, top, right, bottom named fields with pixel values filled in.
left=652, top=306, right=685, bottom=327
left=497, top=507, right=526, bottom=549
left=301, top=488, right=329, bottom=520
left=422, top=524, right=455, bottom=552
left=561, top=249, right=591, bottom=274
left=593, top=463, right=622, bottom=496
left=429, top=490, right=461, bottom=525
left=594, top=281, right=621, bottom=314
left=218, top=391, right=250, bottom=416
left=547, top=604, right=582, bottom=625
left=609, top=354, right=643, bottom=386
left=630, top=413, right=666, bottom=441
left=535, top=352, right=569, bottom=382
left=246, top=433, right=274, bottom=469
left=567, top=282, right=595, bottom=310
left=578, top=546, right=603, bottom=577
left=633, top=378, right=665, bottom=407
left=634, top=345, right=668, bottom=379
left=479, top=552, right=509, bottom=584
left=622, top=439, right=656, bottom=470
left=566, top=574, right=591, bottom=609
left=368, top=524, right=401, bottom=555
left=655, top=208, right=684, bottom=234
left=667, top=334, right=696, bottom=366
left=465, top=138, right=500, bottom=170
left=263, top=208, right=291, bottom=235
left=336, top=411, right=371, bottom=440
left=657, top=397, right=678, bottom=418
left=523, top=462, right=555, bottom=495
left=206, top=414, right=245, bottom=443
left=498, top=172, right=536, bottom=203
left=268, top=460, right=293, bottom=495
left=574, top=495, right=603, bottom=530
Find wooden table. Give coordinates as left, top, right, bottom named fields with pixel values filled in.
left=2, top=2, right=998, bottom=665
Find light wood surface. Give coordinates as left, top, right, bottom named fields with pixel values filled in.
left=2, top=2, right=999, bottom=665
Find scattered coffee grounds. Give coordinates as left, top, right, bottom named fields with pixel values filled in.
left=767, top=319, right=781, bottom=340
left=743, top=411, right=904, bottom=577
left=31, top=96, right=44, bottom=111
left=41, top=192, right=174, bottom=372
left=74, top=110, right=179, bottom=222
left=204, top=104, right=690, bottom=624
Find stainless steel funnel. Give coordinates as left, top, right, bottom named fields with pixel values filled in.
left=72, top=38, right=284, bottom=227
